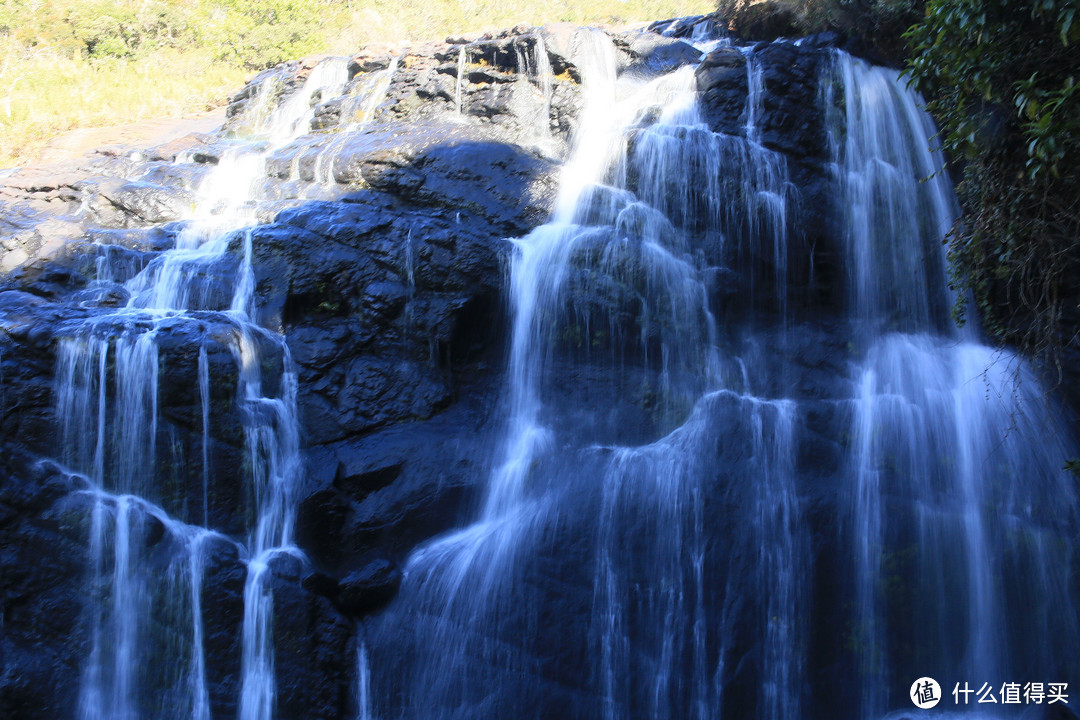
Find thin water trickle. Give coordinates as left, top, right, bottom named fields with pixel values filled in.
left=187, top=531, right=213, bottom=720
left=356, top=639, right=374, bottom=720
left=55, top=55, right=368, bottom=720
left=198, top=346, right=211, bottom=528
left=509, top=35, right=555, bottom=146
left=310, top=57, right=400, bottom=189
left=455, top=46, right=468, bottom=116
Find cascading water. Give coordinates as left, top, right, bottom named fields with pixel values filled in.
left=827, top=51, right=1080, bottom=718
left=512, top=36, right=555, bottom=145
left=309, top=57, right=400, bottom=189
left=368, top=27, right=811, bottom=720
left=53, top=55, right=398, bottom=720
left=363, top=29, right=1078, bottom=720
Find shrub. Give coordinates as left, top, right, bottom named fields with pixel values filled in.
left=905, top=0, right=1080, bottom=364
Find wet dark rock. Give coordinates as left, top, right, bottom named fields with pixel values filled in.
left=200, top=536, right=245, bottom=720
left=295, top=387, right=492, bottom=574
left=348, top=54, right=393, bottom=77
left=647, top=14, right=718, bottom=39
left=622, top=31, right=702, bottom=75
left=295, top=487, right=351, bottom=567
left=695, top=47, right=749, bottom=137
left=301, top=356, right=452, bottom=442
left=0, top=293, right=76, bottom=456
left=755, top=42, right=829, bottom=160
left=0, top=452, right=93, bottom=720
left=398, top=140, right=557, bottom=234
left=335, top=458, right=404, bottom=501
left=696, top=42, right=828, bottom=163
left=311, top=97, right=344, bottom=130
left=336, top=558, right=402, bottom=616
left=268, top=558, right=353, bottom=720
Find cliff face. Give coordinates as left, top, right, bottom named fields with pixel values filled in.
left=1, top=15, right=1076, bottom=720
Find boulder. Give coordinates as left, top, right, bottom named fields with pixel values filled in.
left=622, top=31, right=703, bottom=75
left=695, top=47, right=749, bottom=138
left=266, top=551, right=354, bottom=720
left=336, top=558, right=402, bottom=616
left=730, top=0, right=802, bottom=41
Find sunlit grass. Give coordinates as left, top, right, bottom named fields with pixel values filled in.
left=328, top=0, right=715, bottom=49
left=0, top=41, right=246, bottom=167
left=0, top=0, right=714, bottom=167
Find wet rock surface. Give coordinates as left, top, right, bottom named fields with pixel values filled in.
left=2, top=15, right=1072, bottom=720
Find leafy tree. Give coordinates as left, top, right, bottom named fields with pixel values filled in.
left=0, top=0, right=347, bottom=67
left=905, top=1, right=1080, bottom=363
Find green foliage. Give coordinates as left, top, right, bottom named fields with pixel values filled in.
left=906, top=0, right=1080, bottom=363
left=0, top=0, right=347, bottom=67
left=63, top=1, right=194, bottom=59
left=196, top=0, right=347, bottom=69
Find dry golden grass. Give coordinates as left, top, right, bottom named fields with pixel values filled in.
left=329, top=0, right=715, bottom=49
left=0, top=0, right=714, bottom=167
left=0, top=41, right=246, bottom=166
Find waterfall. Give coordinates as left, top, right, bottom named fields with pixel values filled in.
left=370, top=26, right=809, bottom=720
left=54, top=55, right=367, bottom=720
left=35, top=20, right=1080, bottom=720
left=360, top=30, right=1079, bottom=720
left=828, top=51, right=1080, bottom=717
left=824, top=53, right=954, bottom=335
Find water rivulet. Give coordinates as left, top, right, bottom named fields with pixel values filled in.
left=51, top=57, right=392, bottom=720
left=1, top=19, right=1077, bottom=720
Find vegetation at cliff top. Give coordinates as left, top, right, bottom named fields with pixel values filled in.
left=0, top=0, right=712, bottom=167
left=905, top=0, right=1080, bottom=368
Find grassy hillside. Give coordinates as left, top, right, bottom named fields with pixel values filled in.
left=0, top=0, right=713, bottom=167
